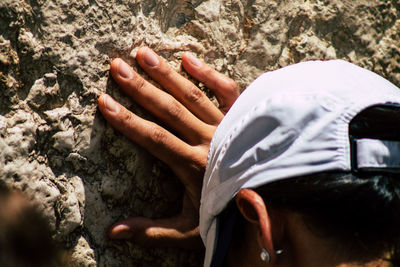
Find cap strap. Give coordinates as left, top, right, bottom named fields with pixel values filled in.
left=353, top=138, right=400, bottom=171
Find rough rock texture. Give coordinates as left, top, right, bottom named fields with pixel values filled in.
left=0, top=0, right=399, bottom=266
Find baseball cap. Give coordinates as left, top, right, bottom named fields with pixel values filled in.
left=199, top=60, right=400, bottom=267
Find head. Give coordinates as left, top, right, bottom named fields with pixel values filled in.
left=232, top=175, right=399, bottom=267
left=200, top=60, right=400, bottom=267
left=0, top=183, right=64, bottom=267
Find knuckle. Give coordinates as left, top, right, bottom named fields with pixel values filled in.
left=195, top=153, right=208, bottom=169
left=188, top=146, right=208, bottom=169
left=166, top=98, right=184, bottom=119
left=160, top=63, right=174, bottom=80
left=185, top=85, right=204, bottom=104
left=216, top=76, right=237, bottom=91
left=205, top=67, right=225, bottom=89
left=134, top=77, right=146, bottom=93
left=226, top=78, right=239, bottom=93
left=202, top=130, right=214, bottom=144
left=149, top=125, right=167, bottom=147
left=191, top=156, right=207, bottom=174
left=145, top=228, right=162, bottom=240
left=121, top=109, right=136, bottom=125
left=203, top=67, right=214, bottom=79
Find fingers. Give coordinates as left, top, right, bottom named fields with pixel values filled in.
left=109, top=59, right=215, bottom=145
left=182, top=52, right=240, bottom=113
left=108, top=217, right=203, bottom=249
left=134, top=47, right=224, bottom=125
left=98, top=94, right=195, bottom=167
left=109, top=196, right=203, bottom=249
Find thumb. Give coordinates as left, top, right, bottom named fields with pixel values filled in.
left=108, top=216, right=204, bottom=249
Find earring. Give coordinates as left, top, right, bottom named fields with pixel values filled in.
left=260, top=248, right=270, bottom=263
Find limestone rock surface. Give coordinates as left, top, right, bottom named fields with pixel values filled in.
left=0, top=0, right=399, bottom=266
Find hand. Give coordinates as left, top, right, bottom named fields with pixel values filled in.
left=98, top=47, right=239, bottom=248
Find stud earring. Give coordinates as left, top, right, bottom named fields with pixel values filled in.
left=260, top=248, right=270, bottom=263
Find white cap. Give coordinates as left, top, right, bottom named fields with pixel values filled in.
left=199, top=60, right=400, bottom=267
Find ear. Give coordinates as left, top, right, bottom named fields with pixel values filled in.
left=235, top=188, right=276, bottom=263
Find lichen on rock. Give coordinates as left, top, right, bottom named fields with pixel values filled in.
left=0, top=0, right=399, bottom=266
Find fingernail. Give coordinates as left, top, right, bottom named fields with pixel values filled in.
left=110, top=225, right=132, bottom=239
left=143, top=48, right=159, bottom=67
left=117, top=59, right=133, bottom=79
left=186, top=53, right=202, bottom=67
left=103, top=94, right=119, bottom=113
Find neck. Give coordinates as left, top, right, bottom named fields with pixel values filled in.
left=282, top=213, right=390, bottom=267
left=225, top=221, right=264, bottom=267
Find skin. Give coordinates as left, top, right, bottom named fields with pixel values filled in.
left=232, top=189, right=389, bottom=267
left=98, top=47, right=389, bottom=267
left=98, top=47, right=239, bottom=248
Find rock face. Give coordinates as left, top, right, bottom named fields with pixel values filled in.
left=0, top=0, right=399, bottom=266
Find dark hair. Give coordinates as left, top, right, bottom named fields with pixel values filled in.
left=0, top=183, right=65, bottom=267
left=256, top=105, right=400, bottom=265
